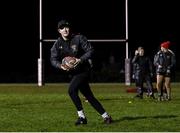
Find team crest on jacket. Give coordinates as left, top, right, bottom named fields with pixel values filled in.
left=71, top=44, right=77, bottom=52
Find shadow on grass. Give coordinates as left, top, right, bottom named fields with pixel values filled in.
left=112, top=115, right=178, bottom=123
left=98, top=97, right=129, bottom=101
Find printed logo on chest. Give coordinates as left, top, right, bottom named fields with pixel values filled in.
left=71, top=44, right=78, bottom=52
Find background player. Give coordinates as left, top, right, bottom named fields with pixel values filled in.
left=154, top=41, right=176, bottom=101
left=132, top=47, right=155, bottom=99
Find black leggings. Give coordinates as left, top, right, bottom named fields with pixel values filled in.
left=135, top=74, right=153, bottom=94
left=68, top=72, right=105, bottom=115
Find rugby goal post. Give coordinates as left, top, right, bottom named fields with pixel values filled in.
left=38, top=0, right=131, bottom=86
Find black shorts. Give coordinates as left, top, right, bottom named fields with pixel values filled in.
left=157, top=72, right=171, bottom=77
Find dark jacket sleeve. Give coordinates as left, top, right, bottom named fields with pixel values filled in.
left=50, top=41, right=61, bottom=69
left=132, top=55, right=138, bottom=64
left=153, top=53, right=159, bottom=67
left=79, top=35, right=94, bottom=62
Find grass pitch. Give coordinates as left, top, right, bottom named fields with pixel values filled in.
left=0, top=83, right=180, bottom=132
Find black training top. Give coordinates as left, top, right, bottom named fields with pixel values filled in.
left=50, top=34, right=94, bottom=73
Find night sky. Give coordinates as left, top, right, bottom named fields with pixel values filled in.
left=0, top=0, right=179, bottom=82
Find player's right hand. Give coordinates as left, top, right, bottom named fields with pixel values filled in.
left=135, top=50, right=139, bottom=55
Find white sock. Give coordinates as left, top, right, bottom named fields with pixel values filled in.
left=77, top=110, right=85, bottom=118
left=101, top=112, right=109, bottom=119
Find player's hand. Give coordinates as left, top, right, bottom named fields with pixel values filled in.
left=59, top=64, right=70, bottom=71
left=166, top=69, right=171, bottom=74
left=135, top=50, right=139, bottom=56
left=132, top=74, right=135, bottom=79
left=150, top=73, right=154, bottom=77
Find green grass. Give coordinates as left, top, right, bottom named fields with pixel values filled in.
left=0, top=83, right=180, bottom=131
